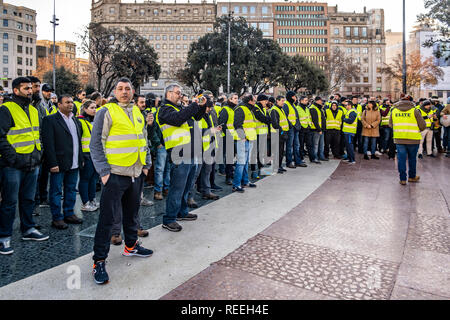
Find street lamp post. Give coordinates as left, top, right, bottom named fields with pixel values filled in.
left=227, top=11, right=233, bottom=94
left=50, top=0, right=59, bottom=91
left=402, top=0, right=407, bottom=94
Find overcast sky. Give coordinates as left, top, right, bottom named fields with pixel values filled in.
left=11, top=0, right=426, bottom=57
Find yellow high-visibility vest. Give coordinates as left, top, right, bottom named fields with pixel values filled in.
left=78, top=117, right=92, bottom=153
left=270, top=106, right=289, bottom=132
left=3, top=102, right=41, bottom=154
left=309, top=104, right=323, bottom=130
left=284, top=101, right=297, bottom=127
left=392, top=108, right=422, bottom=140
left=253, top=104, right=269, bottom=135
left=419, top=108, right=435, bottom=128
left=156, top=103, right=192, bottom=150
left=221, top=106, right=239, bottom=140
left=236, top=105, right=257, bottom=141
left=325, top=108, right=343, bottom=131
left=342, top=108, right=358, bottom=134
left=104, top=103, right=147, bottom=166
left=296, top=105, right=312, bottom=129
left=74, top=101, right=82, bottom=117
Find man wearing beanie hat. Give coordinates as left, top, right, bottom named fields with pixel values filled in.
left=283, top=91, right=303, bottom=168
left=251, top=95, right=272, bottom=179
left=418, top=100, right=437, bottom=158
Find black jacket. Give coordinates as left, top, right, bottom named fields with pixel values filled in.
left=0, top=94, right=42, bottom=171
left=41, top=112, right=83, bottom=172
left=310, top=103, right=326, bottom=132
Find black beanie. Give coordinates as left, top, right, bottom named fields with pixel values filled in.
left=257, top=94, right=269, bottom=102
left=268, top=97, right=276, bottom=104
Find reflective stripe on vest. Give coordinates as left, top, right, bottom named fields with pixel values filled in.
left=3, top=102, right=41, bottom=154
left=325, top=108, right=343, bottom=130
left=392, top=108, right=421, bottom=140
left=380, top=106, right=390, bottom=126
left=309, top=105, right=322, bottom=130
left=237, top=105, right=257, bottom=141
left=156, top=104, right=192, bottom=150
left=356, top=104, right=363, bottom=121
left=221, top=106, right=239, bottom=140
left=254, top=104, right=269, bottom=135
left=270, top=106, right=289, bottom=132
left=285, top=101, right=297, bottom=127
left=342, top=109, right=358, bottom=134
left=79, top=117, right=92, bottom=153
left=105, top=103, right=147, bottom=166
left=296, top=105, right=312, bottom=129
left=74, top=101, right=82, bottom=117
left=45, top=106, right=57, bottom=116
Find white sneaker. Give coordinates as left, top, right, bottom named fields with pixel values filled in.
left=90, top=200, right=100, bottom=210
left=375, top=151, right=382, bottom=156
left=367, top=151, right=372, bottom=156
left=81, top=203, right=97, bottom=212
left=140, top=198, right=154, bottom=207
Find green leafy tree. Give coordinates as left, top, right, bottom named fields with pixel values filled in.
left=417, top=0, right=449, bottom=60
left=178, top=16, right=285, bottom=96
left=43, top=66, right=81, bottom=97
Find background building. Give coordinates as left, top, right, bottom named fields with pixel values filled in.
left=385, top=29, right=403, bottom=99
left=0, top=0, right=37, bottom=91
left=216, top=1, right=273, bottom=39
left=272, top=2, right=329, bottom=66
left=328, top=5, right=387, bottom=97
left=91, top=0, right=217, bottom=96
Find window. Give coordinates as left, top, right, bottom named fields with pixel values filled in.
left=3, top=55, right=8, bottom=64
left=251, top=22, right=257, bottom=29
left=2, top=33, right=7, bottom=40
left=151, top=81, right=158, bottom=87
left=262, top=6, right=268, bottom=14
left=346, top=48, right=352, bottom=54
left=17, top=69, right=22, bottom=76
left=376, top=48, right=382, bottom=54
left=353, top=27, right=359, bottom=36
left=3, top=67, right=8, bottom=76
left=354, top=48, right=360, bottom=54
left=221, top=6, right=228, bottom=14
left=376, top=57, right=382, bottom=63
left=166, top=9, right=171, bottom=15
left=376, top=29, right=381, bottom=35
left=29, top=58, right=33, bottom=67
left=17, top=45, right=23, bottom=53
left=250, top=7, right=256, bottom=14
left=345, top=27, right=351, bottom=36
left=3, top=9, right=7, bottom=14
left=3, top=19, right=8, bottom=27
left=363, top=77, right=369, bottom=83
left=3, top=44, right=8, bottom=52
left=334, top=28, right=339, bottom=35
left=377, top=77, right=382, bottom=83
left=153, top=9, right=158, bottom=16
left=242, top=7, right=247, bottom=14
left=334, top=39, right=340, bottom=43
left=193, top=9, right=198, bottom=15
left=234, top=6, right=239, bottom=14
left=362, top=27, right=367, bottom=37
left=362, top=48, right=368, bottom=54
left=109, top=7, right=115, bottom=14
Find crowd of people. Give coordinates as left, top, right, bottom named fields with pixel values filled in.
left=0, top=76, right=449, bottom=285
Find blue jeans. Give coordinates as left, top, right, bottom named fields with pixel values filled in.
left=286, top=129, right=302, bottom=164
left=233, top=140, right=252, bottom=188
left=78, top=157, right=99, bottom=204
left=381, top=127, right=392, bottom=151
left=344, top=133, right=356, bottom=162
left=49, top=169, right=79, bottom=222
left=312, top=132, right=325, bottom=161
left=0, top=167, right=38, bottom=237
left=363, top=136, right=377, bottom=155
left=164, top=163, right=198, bottom=224
left=154, top=147, right=171, bottom=193
left=396, top=144, right=420, bottom=181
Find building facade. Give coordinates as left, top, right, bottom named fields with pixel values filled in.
left=91, top=0, right=217, bottom=96
left=272, top=2, right=329, bottom=66
left=0, top=0, right=37, bottom=91
left=328, top=5, right=387, bottom=97
left=216, top=2, right=273, bottom=39
left=36, top=40, right=77, bottom=60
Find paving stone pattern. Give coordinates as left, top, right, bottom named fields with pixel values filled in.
left=408, top=215, right=450, bottom=255
left=215, top=234, right=400, bottom=300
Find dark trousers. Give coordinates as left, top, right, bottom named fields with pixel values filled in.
left=0, top=167, right=38, bottom=237
left=356, top=122, right=364, bottom=153
left=433, top=127, right=443, bottom=151
left=278, top=132, right=288, bottom=168
left=35, top=163, right=49, bottom=204
left=93, top=173, right=143, bottom=261
left=344, top=133, right=356, bottom=162
left=223, top=137, right=235, bottom=181
left=299, top=129, right=314, bottom=162
left=49, top=169, right=79, bottom=222
left=78, top=157, right=99, bottom=205
left=201, top=163, right=213, bottom=195
left=325, top=129, right=341, bottom=158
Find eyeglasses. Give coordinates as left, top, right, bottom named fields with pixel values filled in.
left=169, top=91, right=182, bottom=96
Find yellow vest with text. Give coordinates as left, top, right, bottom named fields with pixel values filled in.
left=105, top=103, right=147, bottom=166
left=3, top=102, right=41, bottom=154
left=392, top=108, right=421, bottom=140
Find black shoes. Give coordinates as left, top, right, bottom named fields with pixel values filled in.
left=21, top=229, right=49, bottom=242
left=211, top=184, right=223, bottom=191
left=296, top=163, right=308, bottom=168
left=93, top=260, right=109, bottom=285
left=52, top=220, right=68, bottom=230
left=232, top=187, right=245, bottom=193
left=177, top=214, right=198, bottom=221
left=122, top=242, right=153, bottom=258
left=364, top=155, right=370, bottom=160
left=243, top=183, right=257, bottom=188
left=371, top=155, right=380, bottom=160
left=202, top=193, right=220, bottom=200
left=162, top=222, right=183, bottom=232
left=225, top=180, right=233, bottom=186
left=64, top=215, right=83, bottom=224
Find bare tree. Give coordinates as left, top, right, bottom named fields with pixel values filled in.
left=321, top=49, right=360, bottom=93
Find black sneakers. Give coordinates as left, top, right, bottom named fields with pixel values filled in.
left=93, top=261, right=109, bottom=285
left=177, top=214, right=198, bottom=221
left=0, top=239, right=13, bottom=255
left=162, top=222, right=183, bottom=232
left=122, top=242, right=153, bottom=258
left=22, top=229, right=49, bottom=241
